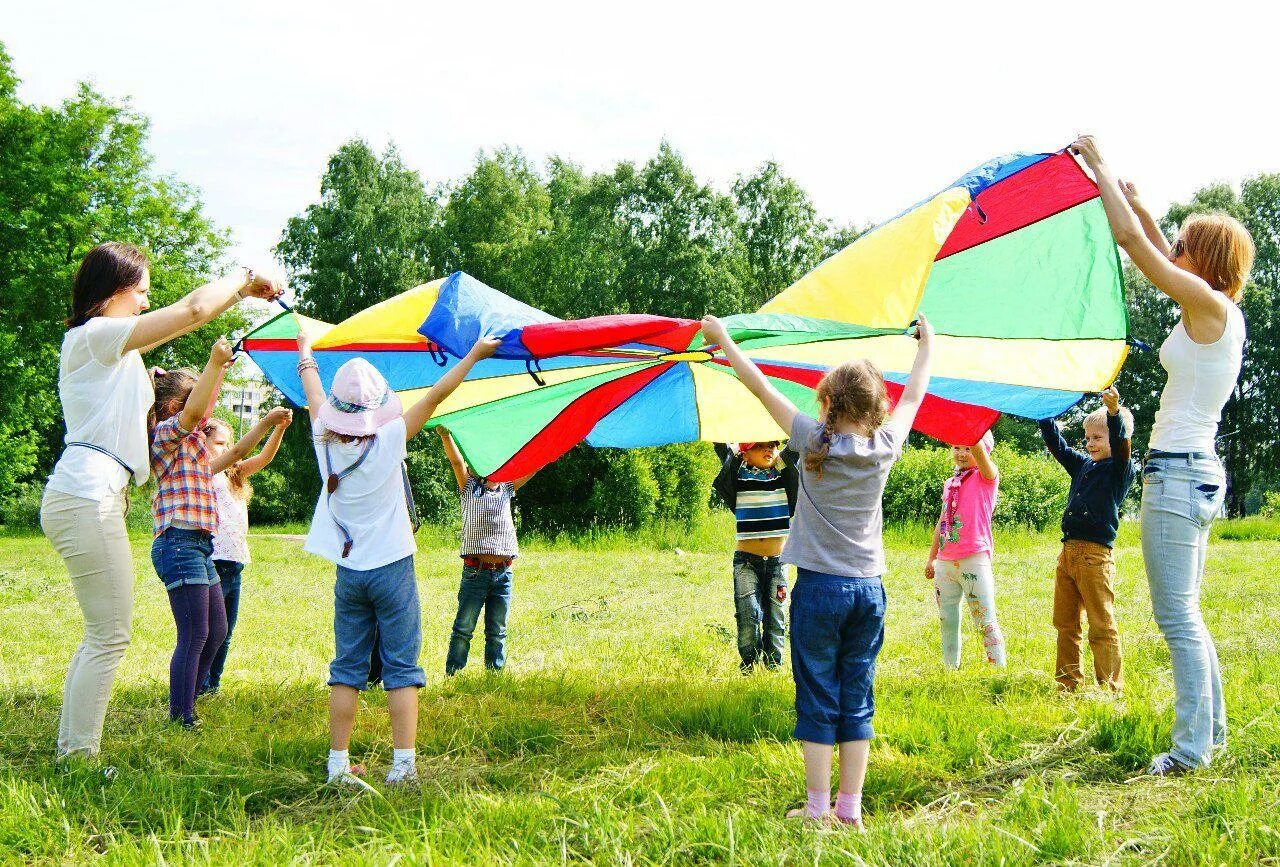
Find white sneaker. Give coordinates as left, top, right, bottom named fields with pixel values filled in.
left=1146, top=753, right=1194, bottom=777
left=327, top=765, right=378, bottom=793
left=385, top=761, right=419, bottom=787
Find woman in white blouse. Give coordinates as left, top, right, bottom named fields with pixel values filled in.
left=1071, top=137, right=1254, bottom=777
left=41, top=242, right=282, bottom=759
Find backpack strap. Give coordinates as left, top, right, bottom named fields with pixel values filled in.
left=401, top=461, right=421, bottom=533
left=323, top=438, right=375, bottom=558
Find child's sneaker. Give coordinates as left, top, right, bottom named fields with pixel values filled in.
left=385, top=760, right=418, bottom=787
left=1146, top=753, right=1195, bottom=777
left=327, top=763, right=377, bottom=793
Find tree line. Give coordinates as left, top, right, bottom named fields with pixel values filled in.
left=1, top=41, right=1276, bottom=526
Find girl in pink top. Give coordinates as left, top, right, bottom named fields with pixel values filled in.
left=924, top=431, right=1006, bottom=668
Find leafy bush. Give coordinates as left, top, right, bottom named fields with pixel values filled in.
left=883, top=444, right=1070, bottom=531
left=1260, top=491, right=1280, bottom=520
left=0, top=482, right=42, bottom=529
left=518, top=443, right=719, bottom=534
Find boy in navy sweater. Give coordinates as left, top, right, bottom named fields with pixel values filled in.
left=1039, top=386, right=1138, bottom=691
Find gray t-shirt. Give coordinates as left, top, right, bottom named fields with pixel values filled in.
left=781, top=413, right=904, bottom=578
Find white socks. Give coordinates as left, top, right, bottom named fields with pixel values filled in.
left=327, top=747, right=417, bottom=784
left=327, top=749, right=350, bottom=781
left=386, top=748, right=417, bottom=784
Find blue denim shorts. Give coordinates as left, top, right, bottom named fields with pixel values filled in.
left=329, top=554, right=425, bottom=690
left=790, top=568, right=886, bottom=744
left=151, top=527, right=218, bottom=591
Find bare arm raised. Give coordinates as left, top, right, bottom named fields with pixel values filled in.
left=179, top=337, right=234, bottom=433
left=128, top=269, right=284, bottom=355
left=1070, top=136, right=1227, bottom=341
left=402, top=338, right=502, bottom=440
left=700, top=316, right=798, bottom=436
left=436, top=427, right=470, bottom=493
left=221, top=408, right=294, bottom=477
left=883, top=315, right=934, bottom=443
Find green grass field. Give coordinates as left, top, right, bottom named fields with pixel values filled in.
left=1, top=515, right=1278, bottom=865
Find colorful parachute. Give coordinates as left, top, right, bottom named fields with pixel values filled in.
left=243, top=148, right=1128, bottom=482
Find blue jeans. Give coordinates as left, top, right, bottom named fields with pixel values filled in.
left=151, top=527, right=218, bottom=590
left=203, top=560, right=244, bottom=692
left=1141, top=455, right=1227, bottom=767
left=446, top=565, right=512, bottom=674
left=733, top=552, right=787, bottom=669
left=790, top=568, right=886, bottom=744
left=329, top=555, right=425, bottom=690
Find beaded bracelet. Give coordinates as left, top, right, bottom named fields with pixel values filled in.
left=296, top=357, right=319, bottom=373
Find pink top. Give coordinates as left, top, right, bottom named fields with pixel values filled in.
left=937, top=469, right=998, bottom=561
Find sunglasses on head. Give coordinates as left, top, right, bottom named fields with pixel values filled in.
left=1171, top=237, right=1186, bottom=259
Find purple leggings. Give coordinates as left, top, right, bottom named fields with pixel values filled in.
left=167, top=583, right=227, bottom=725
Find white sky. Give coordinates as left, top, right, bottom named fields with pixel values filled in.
left=5, top=0, right=1278, bottom=273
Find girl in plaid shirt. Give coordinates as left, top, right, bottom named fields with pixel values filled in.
left=150, top=337, right=287, bottom=729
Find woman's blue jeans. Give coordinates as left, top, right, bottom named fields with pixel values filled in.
left=1141, top=454, right=1227, bottom=767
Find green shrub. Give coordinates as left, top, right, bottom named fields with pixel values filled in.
left=883, top=444, right=1069, bottom=531
left=518, top=442, right=719, bottom=533
left=0, top=482, right=42, bottom=529
left=1260, top=490, right=1280, bottom=519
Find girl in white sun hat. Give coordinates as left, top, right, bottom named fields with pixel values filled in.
left=296, top=329, right=500, bottom=788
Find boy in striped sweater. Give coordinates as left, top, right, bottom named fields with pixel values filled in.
left=714, top=441, right=799, bottom=672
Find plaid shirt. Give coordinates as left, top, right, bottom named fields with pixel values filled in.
left=150, top=415, right=217, bottom=537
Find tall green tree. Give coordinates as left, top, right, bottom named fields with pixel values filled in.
left=732, top=160, right=858, bottom=309
left=276, top=140, right=439, bottom=322
left=0, top=42, right=232, bottom=505
left=1119, top=176, right=1280, bottom=514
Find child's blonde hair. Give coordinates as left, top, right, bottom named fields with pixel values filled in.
left=202, top=418, right=252, bottom=502
left=1083, top=406, right=1134, bottom=439
left=804, top=360, right=888, bottom=477
left=1178, top=212, right=1255, bottom=302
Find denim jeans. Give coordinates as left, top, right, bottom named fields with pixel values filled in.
left=203, top=560, right=244, bottom=692
left=446, top=565, right=512, bottom=674
left=790, top=568, right=886, bottom=744
left=150, top=527, right=218, bottom=590
left=329, top=555, right=425, bottom=690
left=733, top=551, right=787, bottom=669
left=1141, top=455, right=1227, bottom=767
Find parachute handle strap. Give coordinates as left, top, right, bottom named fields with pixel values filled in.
left=972, top=200, right=989, bottom=224
left=427, top=342, right=448, bottom=367
left=526, top=358, right=547, bottom=387
left=1127, top=337, right=1152, bottom=352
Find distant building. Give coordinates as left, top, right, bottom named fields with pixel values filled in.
left=219, top=378, right=272, bottom=432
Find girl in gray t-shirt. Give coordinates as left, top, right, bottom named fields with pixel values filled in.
left=700, top=313, right=934, bottom=830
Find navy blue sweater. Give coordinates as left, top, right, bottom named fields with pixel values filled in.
left=1039, top=413, right=1138, bottom=548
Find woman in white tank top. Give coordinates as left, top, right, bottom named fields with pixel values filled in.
left=1071, top=137, right=1255, bottom=777
left=40, top=242, right=283, bottom=761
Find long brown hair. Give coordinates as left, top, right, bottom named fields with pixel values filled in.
left=804, top=360, right=889, bottom=477
left=68, top=243, right=149, bottom=328
left=150, top=367, right=198, bottom=432
left=202, top=418, right=251, bottom=501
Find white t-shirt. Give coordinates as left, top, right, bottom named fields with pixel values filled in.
left=304, top=416, right=416, bottom=570
left=211, top=472, right=251, bottom=564
left=1150, top=304, right=1246, bottom=453
left=46, top=316, right=153, bottom=502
